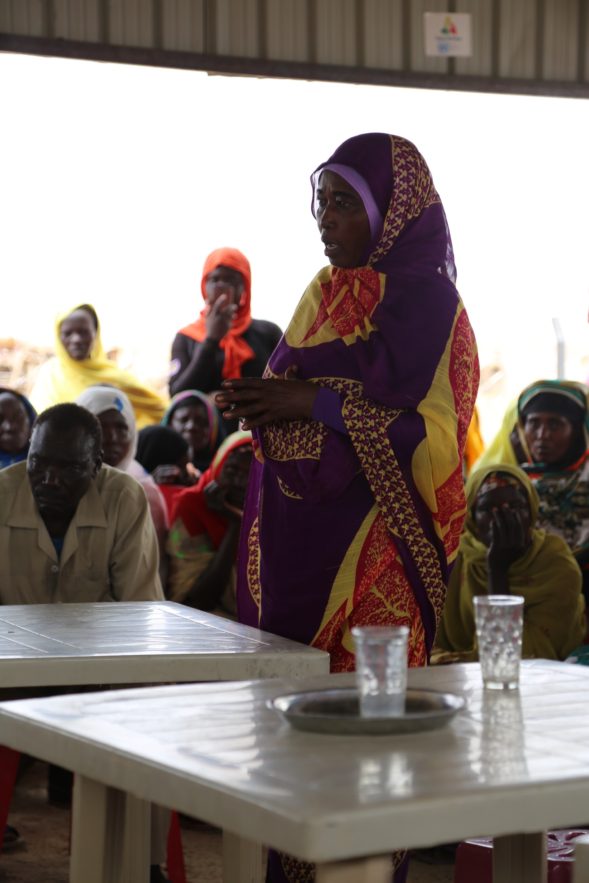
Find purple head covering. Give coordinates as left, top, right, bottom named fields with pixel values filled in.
left=312, top=133, right=456, bottom=281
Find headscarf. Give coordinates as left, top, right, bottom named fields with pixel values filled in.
left=241, top=134, right=479, bottom=653
left=161, top=389, right=224, bottom=470
left=475, top=400, right=519, bottom=469
left=29, top=303, right=166, bottom=428
left=477, top=380, right=589, bottom=472
left=311, top=133, right=457, bottom=280
left=76, top=385, right=138, bottom=471
left=434, top=463, right=585, bottom=661
left=518, top=381, right=588, bottom=470
left=136, top=425, right=188, bottom=475
left=0, top=388, right=37, bottom=469
left=180, top=248, right=255, bottom=379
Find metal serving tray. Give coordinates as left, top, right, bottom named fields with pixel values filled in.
left=269, top=687, right=465, bottom=736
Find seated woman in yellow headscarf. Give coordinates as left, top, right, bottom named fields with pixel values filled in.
left=29, top=304, right=166, bottom=428
left=433, top=463, right=585, bottom=663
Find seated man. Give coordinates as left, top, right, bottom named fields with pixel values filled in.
left=0, top=403, right=164, bottom=603
left=0, top=403, right=168, bottom=882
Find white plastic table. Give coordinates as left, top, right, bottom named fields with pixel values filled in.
left=0, top=600, right=329, bottom=879
left=2, top=661, right=587, bottom=883
left=0, top=601, right=329, bottom=686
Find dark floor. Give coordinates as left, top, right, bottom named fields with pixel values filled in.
left=1, top=762, right=454, bottom=882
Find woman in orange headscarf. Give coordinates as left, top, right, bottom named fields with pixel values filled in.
left=169, top=248, right=282, bottom=430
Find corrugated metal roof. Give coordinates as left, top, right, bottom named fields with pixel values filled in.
left=1, top=0, right=588, bottom=98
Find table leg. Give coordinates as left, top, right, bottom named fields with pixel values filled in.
left=222, top=830, right=263, bottom=883
left=573, top=834, right=589, bottom=882
left=316, top=855, right=391, bottom=882
left=493, top=832, right=547, bottom=883
left=0, top=746, right=20, bottom=854
left=70, top=774, right=151, bottom=883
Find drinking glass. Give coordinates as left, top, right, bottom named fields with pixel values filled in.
left=351, top=625, right=409, bottom=717
left=474, top=595, right=524, bottom=690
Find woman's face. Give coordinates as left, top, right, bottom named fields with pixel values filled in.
left=0, top=392, right=30, bottom=454
left=473, top=484, right=531, bottom=547
left=204, top=266, right=244, bottom=309
left=315, top=170, right=371, bottom=268
left=97, top=408, right=132, bottom=467
left=218, top=446, right=253, bottom=508
left=169, top=401, right=210, bottom=455
left=59, top=309, right=97, bottom=361
left=523, top=410, right=576, bottom=464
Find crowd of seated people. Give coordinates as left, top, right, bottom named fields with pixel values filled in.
left=434, top=378, right=589, bottom=666
left=0, top=248, right=274, bottom=872
left=1, top=247, right=275, bottom=615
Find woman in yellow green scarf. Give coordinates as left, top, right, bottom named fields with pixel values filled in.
left=29, top=304, right=166, bottom=428
left=434, top=463, right=585, bottom=663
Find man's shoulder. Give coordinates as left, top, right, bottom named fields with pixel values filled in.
left=0, top=460, right=28, bottom=483
left=95, top=465, right=147, bottom=501
left=0, top=462, right=29, bottom=516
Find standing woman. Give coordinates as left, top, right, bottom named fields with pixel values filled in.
left=218, top=133, right=479, bottom=667
left=217, top=133, right=479, bottom=882
left=29, top=303, right=166, bottom=428
left=169, top=248, right=282, bottom=428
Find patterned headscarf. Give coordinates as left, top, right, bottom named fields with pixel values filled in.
left=517, top=379, right=589, bottom=470
left=311, top=133, right=456, bottom=280
left=465, top=463, right=539, bottom=536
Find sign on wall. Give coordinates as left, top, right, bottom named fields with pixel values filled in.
left=423, top=13, right=473, bottom=57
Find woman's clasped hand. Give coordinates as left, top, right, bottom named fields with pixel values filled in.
left=215, top=366, right=318, bottom=429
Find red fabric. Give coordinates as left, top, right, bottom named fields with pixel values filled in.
left=180, top=247, right=255, bottom=379
left=166, top=811, right=187, bottom=883
left=0, top=746, right=20, bottom=855
left=455, top=832, right=589, bottom=883
left=157, top=483, right=186, bottom=521
left=170, top=434, right=252, bottom=546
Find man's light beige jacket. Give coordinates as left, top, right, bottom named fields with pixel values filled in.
left=0, top=462, right=164, bottom=604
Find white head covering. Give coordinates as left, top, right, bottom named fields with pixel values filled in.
left=76, top=385, right=137, bottom=471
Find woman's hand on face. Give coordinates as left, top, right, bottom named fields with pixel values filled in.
left=486, top=506, right=528, bottom=576
left=204, top=480, right=242, bottom=521
left=214, top=366, right=319, bottom=430
left=205, top=294, right=237, bottom=343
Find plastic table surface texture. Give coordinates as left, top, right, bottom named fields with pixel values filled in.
left=0, top=661, right=588, bottom=865
left=0, top=601, right=329, bottom=687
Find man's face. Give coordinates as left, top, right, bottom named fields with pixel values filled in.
left=27, top=423, right=102, bottom=521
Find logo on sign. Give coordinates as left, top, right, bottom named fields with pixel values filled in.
left=423, top=12, right=472, bottom=58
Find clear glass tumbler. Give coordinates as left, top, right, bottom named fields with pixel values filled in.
left=473, top=595, right=524, bottom=690
left=351, top=625, right=409, bottom=718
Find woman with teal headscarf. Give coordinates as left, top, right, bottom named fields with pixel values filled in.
left=478, top=380, right=589, bottom=599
